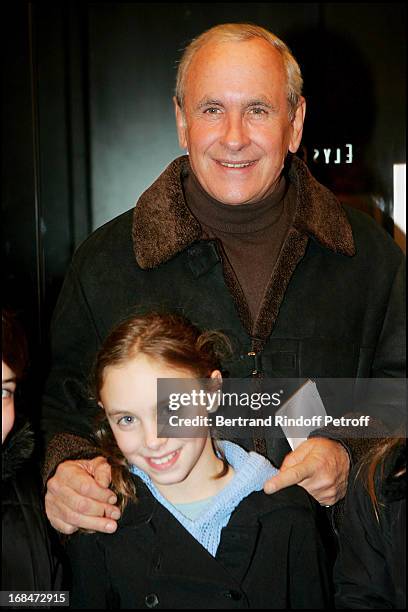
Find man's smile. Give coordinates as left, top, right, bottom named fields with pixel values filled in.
left=216, top=159, right=257, bottom=169
left=215, top=159, right=258, bottom=173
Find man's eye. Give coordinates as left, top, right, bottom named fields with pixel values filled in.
left=249, top=107, right=267, bottom=116
left=204, top=107, right=221, bottom=115
left=2, top=388, right=14, bottom=400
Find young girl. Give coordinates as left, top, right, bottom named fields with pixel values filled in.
left=67, top=312, right=329, bottom=609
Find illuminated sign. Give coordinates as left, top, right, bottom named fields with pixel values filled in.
left=312, top=143, right=353, bottom=164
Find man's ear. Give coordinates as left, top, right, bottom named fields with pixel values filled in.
left=173, top=96, right=188, bottom=150
left=288, top=97, right=306, bottom=154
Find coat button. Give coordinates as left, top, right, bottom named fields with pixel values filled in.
left=223, top=590, right=242, bottom=601
left=145, top=593, right=159, bottom=608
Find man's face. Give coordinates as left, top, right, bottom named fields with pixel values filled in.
left=175, top=38, right=305, bottom=205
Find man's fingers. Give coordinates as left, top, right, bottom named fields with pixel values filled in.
left=48, top=471, right=114, bottom=505
left=45, top=459, right=120, bottom=534
left=48, top=507, right=118, bottom=534
left=85, top=456, right=111, bottom=479
left=264, top=439, right=351, bottom=501
left=46, top=516, right=78, bottom=536
left=264, top=463, right=312, bottom=494
left=83, top=458, right=116, bottom=502
left=47, top=483, right=119, bottom=519
left=51, top=459, right=113, bottom=501
left=299, top=480, right=338, bottom=505
left=46, top=490, right=119, bottom=533
left=82, top=515, right=118, bottom=533
left=76, top=475, right=116, bottom=505
left=93, top=460, right=112, bottom=489
left=314, top=478, right=348, bottom=506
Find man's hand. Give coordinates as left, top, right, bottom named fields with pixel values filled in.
left=45, top=456, right=120, bottom=534
left=264, top=438, right=350, bottom=506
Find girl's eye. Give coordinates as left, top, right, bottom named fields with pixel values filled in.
left=117, top=415, right=139, bottom=427
left=2, top=388, right=14, bottom=400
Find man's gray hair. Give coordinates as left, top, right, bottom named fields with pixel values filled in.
left=175, top=23, right=303, bottom=121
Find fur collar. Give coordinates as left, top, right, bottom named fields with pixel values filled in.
left=2, top=421, right=35, bottom=482
left=132, top=155, right=355, bottom=269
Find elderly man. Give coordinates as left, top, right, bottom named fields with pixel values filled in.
left=43, top=23, right=405, bottom=535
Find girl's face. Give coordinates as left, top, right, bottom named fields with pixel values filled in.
left=100, top=354, right=222, bottom=501
left=2, top=360, right=16, bottom=444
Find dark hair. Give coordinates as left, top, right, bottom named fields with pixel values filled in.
left=2, top=309, right=28, bottom=380
left=92, top=312, right=232, bottom=511
left=357, top=437, right=406, bottom=521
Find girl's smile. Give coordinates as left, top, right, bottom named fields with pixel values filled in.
left=145, top=448, right=181, bottom=470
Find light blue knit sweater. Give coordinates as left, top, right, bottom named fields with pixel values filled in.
left=129, top=440, right=278, bottom=557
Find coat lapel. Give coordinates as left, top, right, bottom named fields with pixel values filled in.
left=132, top=155, right=355, bottom=342
left=132, top=157, right=201, bottom=270
left=147, top=502, right=246, bottom=588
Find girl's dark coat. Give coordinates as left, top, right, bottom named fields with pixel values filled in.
left=67, top=480, right=330, bottom=609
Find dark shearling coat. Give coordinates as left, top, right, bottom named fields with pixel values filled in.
left=41, top=155, right=405, bottom=475
left=66, top=479, right=331, bottom=609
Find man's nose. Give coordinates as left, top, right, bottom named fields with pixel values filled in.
left=220, top=112, right=251, bottom=151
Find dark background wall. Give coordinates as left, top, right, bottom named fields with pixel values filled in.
left=2, top=2, right=406, bottom=419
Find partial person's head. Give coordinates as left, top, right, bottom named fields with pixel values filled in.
left=93, top=313, right=230, bottom=503
left=174, top=23, right=306, bottom=205
left=2, top=309, right=28, bottom=444
left=358, top=436, right=406, bottom=521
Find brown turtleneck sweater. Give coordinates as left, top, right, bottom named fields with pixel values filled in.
left=183, top=169, right=297, bottom=328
